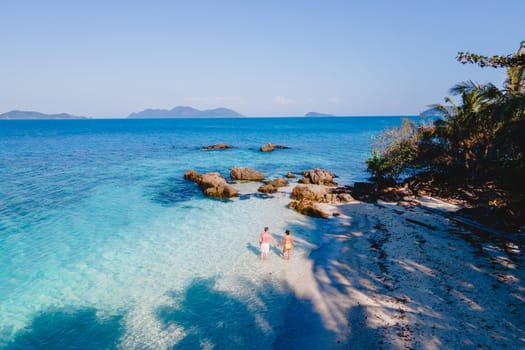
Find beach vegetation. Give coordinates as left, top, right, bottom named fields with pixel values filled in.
left=367, top=118, right=421, bottom=181
left=367, top=42, right=525, bottom=230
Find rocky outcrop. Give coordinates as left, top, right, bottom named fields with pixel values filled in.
left=202, top=143, right=233, bottom=150
left=298, top=169, right=337, bottom=186
left=257, top=178, right=289, bottom=194
left=350, top=182, right=378, bottom=200
left=258, top=184, right=278, bottom=193
left=378, top=186, right=413, bottom=203
left=265, top=178, right=289, bottom=187
left=260, top=144, right=289, bottom=152
left=291, top=184, right=353, bottom=204
left=230, top=167, right=265, bottom=181
left=184, top=169, right=201, bottom=181
left=349, top=182, right=414, bottom=203
left=197, top=172, right=239, bottom=198
left=288, top=201, right=330, bottom=219
left=291, top=184, right=322, bottom=201
left=288, top=184, right=354, bottom=219
left=184, top=170, right=238, bottom=198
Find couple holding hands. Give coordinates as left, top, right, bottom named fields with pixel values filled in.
left=259, top=227, right=293, bottom=260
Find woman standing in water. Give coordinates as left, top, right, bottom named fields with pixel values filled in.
left=281, top=230, right=293, bottom=260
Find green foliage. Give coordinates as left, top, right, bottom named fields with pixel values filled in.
left=367, top=119, right=421, bottom=181
left=368, top=42, right=525, bottom=192
left=457, top=52, right=525, bottom=68
left=366, top=151, right=392, bottom=180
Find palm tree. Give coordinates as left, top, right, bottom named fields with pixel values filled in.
left=426, top=81, right=500, bottom=172
left=369, top=42, right=525, bottom=191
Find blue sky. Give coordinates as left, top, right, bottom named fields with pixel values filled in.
left=1, top=0, right=523, bottom=117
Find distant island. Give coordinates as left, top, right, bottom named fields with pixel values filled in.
left=304, top=112, right=334, bottom=117
left=0, top=110, right=88, bottom=120
left=128, top=106, right=244, bottom=118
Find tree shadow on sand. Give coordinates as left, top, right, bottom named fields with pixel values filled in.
left=283, top=203, right=525, bottom=349
left=2, top=308, right=123, bottom=350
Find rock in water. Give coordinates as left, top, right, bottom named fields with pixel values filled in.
left=194, top=172, right=239, bottom=198
left=260, top=143, right=289, bottom=152
left=230, top=167, right=265, bottom=181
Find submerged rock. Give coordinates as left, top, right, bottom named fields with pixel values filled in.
left=202, top=143, right=233, bottom=150
left=230, top=167, right=265, bottom=181
left=260, top=143, right=289, bottom=152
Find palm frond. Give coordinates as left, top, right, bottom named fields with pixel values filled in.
left=449, top=80, right=478, bottom=96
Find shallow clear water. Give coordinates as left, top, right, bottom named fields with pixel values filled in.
left=0, top=117, right=417, bottom=349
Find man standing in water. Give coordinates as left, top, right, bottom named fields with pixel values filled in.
left=259, top=227, right=278, bottom=259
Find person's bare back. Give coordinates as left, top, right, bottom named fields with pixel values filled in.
left=259, top=227, right=278, bottom=259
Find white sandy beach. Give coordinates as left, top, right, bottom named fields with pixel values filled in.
left=276, top=197, right=525, bottom=349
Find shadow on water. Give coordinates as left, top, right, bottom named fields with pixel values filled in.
left=2, top=277, right=335, bottom=350
left=158, top=277, right=268, bottom=349
left=156, top=277, right=335, bottom=350
left=246, top=241, right=281, bottom=258
left=238, top=193, right=274, bottom=201
left=246, top=242, right=260, bottom=256
left=3, top=308, right=123, bottom=350
left=148, top=177, right=202, bottom=206
left=271, top=244, right=282, bottom=257
left=6, top=204, right=523, bottom=349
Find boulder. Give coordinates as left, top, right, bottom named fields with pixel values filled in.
left=197, top=172, right=239, bottom=198
left=378, top=187, right=407, bottom=202
left=333, top=193, right=354, bottom=203
left=258, top=184, right=277, bottom=193
left=202, top=143, right=233, bottom=150
left=184, top=169, right=201, bottom=181
left=291, top=184, right=325, bottom=201
left=329, top=186, right=355, bottom=203
left=265, top=178, right=289, bottom=187
left=260, top=143, right=289, bottom=152
left=291, top=184, right=354, bottom=204
left=288, top=200, right=330, bottom=219
left=230, top=167, right=265, bottom=181
left=286, top=172, right=296, bottom=178
left=298, top=169, right=337, bottom=186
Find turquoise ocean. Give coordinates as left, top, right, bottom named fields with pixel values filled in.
left=0, top=117, right=417, bottom=349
